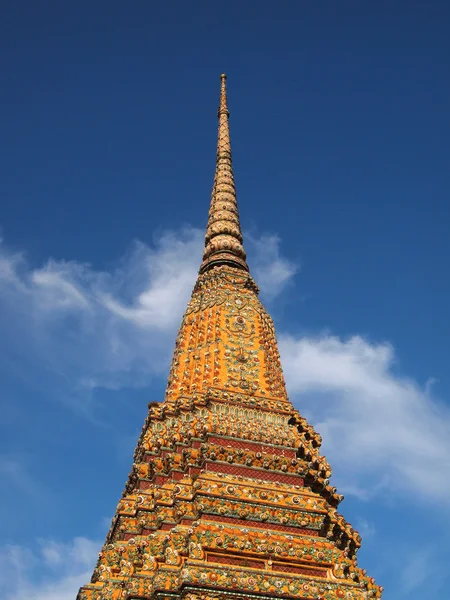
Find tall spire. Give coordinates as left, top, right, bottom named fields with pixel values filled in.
left=200, top=74, right=249, bottom=273
left=77, top=75, right=382, bottom=600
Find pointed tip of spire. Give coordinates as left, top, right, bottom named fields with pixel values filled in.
left=218, top=73, right=229, bottom=117
left=199, top=74, right=249, bottom=275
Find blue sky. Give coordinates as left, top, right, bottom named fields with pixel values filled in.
left=1, top=2, right=449, bottom=598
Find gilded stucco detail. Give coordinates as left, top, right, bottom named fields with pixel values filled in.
left=77, top=75, right=381, bottom=600
left=166, top=265, right=288, bottom=401
left=201, top=74, right=248, bottom=273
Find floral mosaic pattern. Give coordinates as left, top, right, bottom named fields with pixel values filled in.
left=77, top=75, right=381, bottom=600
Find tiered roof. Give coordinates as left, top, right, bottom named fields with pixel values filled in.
left=77, top=75, right=381, bottom=600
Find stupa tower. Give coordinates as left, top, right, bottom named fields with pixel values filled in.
left=78, top=75, right=381, bottom=600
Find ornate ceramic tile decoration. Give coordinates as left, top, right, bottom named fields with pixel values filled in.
left=77, top=75, right=382, bottom=600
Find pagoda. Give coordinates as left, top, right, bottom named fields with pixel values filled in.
left=78, top=75, right=381, bottom=600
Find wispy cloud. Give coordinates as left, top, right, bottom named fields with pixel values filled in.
left=0, top=537, right=99, bottom=600
left=0, top=457, right=47, bottom=503
left=401, top=549, right=432, bottom=593
left=0, top=229, right=295, bottom=417
left=248, top=233, right=298, bottom=300
left=279, top=334, right=450, bottom=503
left=1, top=226, right=449, bottom=600
left=0, top=235, right=194, bottom=417
left=2, top=227, right=449, bottom=505
left=355, top=517, right=376, bottom=539
left=400, top=547, right=444, bottom=595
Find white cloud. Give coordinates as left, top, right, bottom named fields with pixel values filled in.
left=279, top=334, right=450, bottom=502
left=248, top=233, right=298, bottom=300
left=0, top=229, right=295, bottom=415
left=32, top=266, right=90, bottom=310
left=2, top=225, right=450, bottom=600
left=0, top=231, right=202, bottom=417
left=2, top=226, right=449, bottom=504
left=99, top=230, right=202, bottom=329
left=0, top=537, right=99, bottom=600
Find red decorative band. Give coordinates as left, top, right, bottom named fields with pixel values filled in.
left=272, top=562, right=326, bottom=577
left=206, top=461, right=304, bottom=486
left=140, top=480, right=154, bottom=490
left=207, top=553, right=265, bottom=569
left=208, top=436, right=296, bottom=458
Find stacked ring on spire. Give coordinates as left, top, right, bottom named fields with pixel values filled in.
left=200, top=73, right=248, bottom=273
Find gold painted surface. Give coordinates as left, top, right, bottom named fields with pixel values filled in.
left=166, top=266, right=287, bottom=401
left=77, top=75, right=382, bottom=600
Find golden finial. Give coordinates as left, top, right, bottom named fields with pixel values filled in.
left=200, top=74, right=249, bottom=273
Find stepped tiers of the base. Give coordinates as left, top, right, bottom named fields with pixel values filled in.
left=77, top=388, right=381, bottom=600
left=77, top=73, right=381, bottom=598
